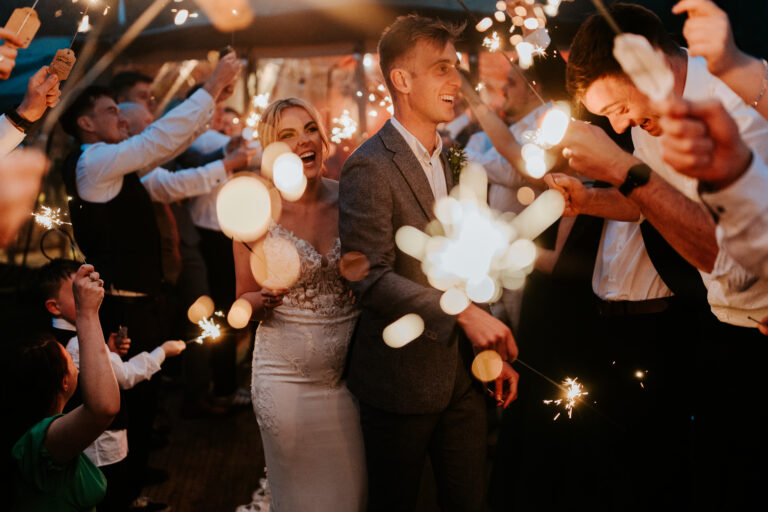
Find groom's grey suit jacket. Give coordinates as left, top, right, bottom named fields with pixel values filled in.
left=339, top=119, right=473, bottom=415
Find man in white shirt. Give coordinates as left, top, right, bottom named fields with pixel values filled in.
left=658, top=91, right=768, bottom=281
left=557, top=4, right=768, bottom=507
left=58, top=52, right=241, bottom=500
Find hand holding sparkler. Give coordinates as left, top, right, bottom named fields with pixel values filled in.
left=161, top=340, right=186, bottom=357
left=494, top=361, right=519, bottom=408
left=203, top=52, right=242, bottom=103
left=0, top=28, right=23, bottom=79
left=260, top=287, right=287, bottom=311
left=561, top=121, right=642, bottom=187
left=73, top=264, right=105, bottom=316
left=544, top=174, right=587, bottom=217
left=17, top=66, right=61, bottom=123
left=457, top=304, right=519, bottom=362
left=659, top=97, right=753, bottom=191
left=107, top=331, right=131, bottom=357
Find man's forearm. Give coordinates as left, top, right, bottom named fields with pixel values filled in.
left=629, top=174, right=718, bottom=272
left=582, top=187, right=642, bottom=221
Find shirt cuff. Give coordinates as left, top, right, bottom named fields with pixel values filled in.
left=700, top=153, right=768, bottom=220
left=206, top=160, right=228, bottom=186
left=150, top=346, right=166, bottom=366
left=0, top=114, right=27, bottom=152
left=189, top=88, right=216, bottom=113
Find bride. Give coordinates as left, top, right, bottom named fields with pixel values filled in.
left=233, top=98, right=366, bottom=511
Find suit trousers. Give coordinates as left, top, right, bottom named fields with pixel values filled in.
left=358, top=356, right=487, bottom=512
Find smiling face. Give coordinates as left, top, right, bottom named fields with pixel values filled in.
left=582, top=74, right=662, bottom=136
left=396, top=39, right=462, bottom=125
left=80, top=95, right=129, bottom=143
left=276, top=106, right=326, bottom=179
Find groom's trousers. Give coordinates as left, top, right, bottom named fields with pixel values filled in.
left=358, top=355, right=487, bottom=512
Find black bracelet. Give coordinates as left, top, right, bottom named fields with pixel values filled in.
left=618, top=163, right=652, bottom=197
left=5, top=108, right=33, bottom=133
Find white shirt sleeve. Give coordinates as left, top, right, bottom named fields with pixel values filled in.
left=109, top=347, right=166, bottom=389
left=76, top=89, right=216, bottom=203
left=140, top=160, right=228, bottom=204
left=465, top=144, right=524, bottom=188
left=0, top=114, right=26, bottom=155
left=701, top=153, right=768, bottom=279
left=65, top=336, right=81, bottom=367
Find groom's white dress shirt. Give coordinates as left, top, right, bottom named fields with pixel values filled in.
left=0, top=114, right=25, bottom=155
left=390, top=117, right=448, bottom=200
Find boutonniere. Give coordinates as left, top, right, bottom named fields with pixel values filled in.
left=447, top=144, right=467, bottom=185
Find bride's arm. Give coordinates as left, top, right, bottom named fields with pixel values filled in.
left=233, top=239, right=281, bottom=320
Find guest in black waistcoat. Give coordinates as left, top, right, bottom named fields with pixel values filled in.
left=57, top=53, right=242, bottom=500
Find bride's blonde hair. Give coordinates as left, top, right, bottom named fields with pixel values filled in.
left=257, top=98, right=331, bottom=160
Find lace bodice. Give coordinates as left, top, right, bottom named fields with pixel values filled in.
left=268, top=223, right=356, bottom=317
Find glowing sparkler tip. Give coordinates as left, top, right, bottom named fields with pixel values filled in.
left=544, top=377, right=588, bottom=421
left=32, top=206, right=71, bottom=230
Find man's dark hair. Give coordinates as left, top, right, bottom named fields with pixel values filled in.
left=60, top=85, right=114, bottom=138
left=566, top=3, right=684, bottom=101
left=524, top=52, right=568, bottom=102
left=109, top=71, right=153, bottom=102
left=378, top=14, right=465, bottom=94
left=37, top=258, right=80, bottom=303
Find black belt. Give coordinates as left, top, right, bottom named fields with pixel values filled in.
left=595, top=297, right=671, bottom=317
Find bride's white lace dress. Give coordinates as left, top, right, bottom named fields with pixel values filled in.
left=249, top=223, right=366, bottom=512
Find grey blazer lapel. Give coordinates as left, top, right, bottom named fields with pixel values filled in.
left=379, top=120, right=436, bottom=221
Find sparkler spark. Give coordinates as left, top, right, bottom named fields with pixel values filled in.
left=330, top=109, right=358, bottom=143
left=32, top=206, right=71, bottom=230
left=482, top=31, right=501, bottom=52
left=190, top=313, right=223, bottom=344
left=543, top=377, right=588, bottom=420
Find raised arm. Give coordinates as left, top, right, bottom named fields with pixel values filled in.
left=77, top=54, right=242, bottom=202
left=674, top=0, right=768, bottom=121
left=45, top=265, right=120, bottom=464
left=562, top=120, right=718, bottom=272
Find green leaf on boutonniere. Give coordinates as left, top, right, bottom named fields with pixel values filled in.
left=448, top=145, right=467, bottom=185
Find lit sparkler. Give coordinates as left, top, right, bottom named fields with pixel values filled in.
left=482, top=31, right=501, bottom=52
left=188, top=311, right=224, bottom=344
left=543, top=377, right=588, bottom=420
left=330, top=109, right=358, bottom=143
left=32, top=206, right=71, bottom=230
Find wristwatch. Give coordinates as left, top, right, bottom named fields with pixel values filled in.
left=618, top=163, right=652, bottom=197
left=5, top=108, right=33, bottom=133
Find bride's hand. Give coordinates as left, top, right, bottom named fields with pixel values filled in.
left=261, top=288, right=287, bottom=310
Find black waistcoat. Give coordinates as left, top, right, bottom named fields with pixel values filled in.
left=62, top=148, right=163, bottom=295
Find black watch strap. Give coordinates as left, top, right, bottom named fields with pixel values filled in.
left=5, top=108, right=33, bottom=133
left=618, top=163, right=652, bottom=197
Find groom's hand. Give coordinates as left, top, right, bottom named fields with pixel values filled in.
left=457, top=304, right=519, bottom=362
left=495, top=362, right=519, bottom=408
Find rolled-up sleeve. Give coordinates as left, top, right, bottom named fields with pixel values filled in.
left=701, top=154, right=768, bottom=278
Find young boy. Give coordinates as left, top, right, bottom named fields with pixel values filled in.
left=39, top=259, right=185, bottom=511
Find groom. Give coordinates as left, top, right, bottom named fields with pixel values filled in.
left=339, top=15, right=519, bottom=511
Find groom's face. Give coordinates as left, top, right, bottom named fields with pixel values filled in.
left=403, top=40, right=461, bottom=124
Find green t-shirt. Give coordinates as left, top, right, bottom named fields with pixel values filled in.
left=11, top=415, right=107, bottom=512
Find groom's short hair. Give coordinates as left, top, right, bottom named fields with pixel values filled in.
left=378, top=14, right=464, bottom=95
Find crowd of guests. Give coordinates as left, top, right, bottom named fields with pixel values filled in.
left=1, top=0, right=767, bottom=510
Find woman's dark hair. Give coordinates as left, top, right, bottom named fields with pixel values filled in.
left=566, top=3, right=684, bottom=101
left=2, top=332, right=69, bottom=502
left=4, top=332, right=69, bottom=443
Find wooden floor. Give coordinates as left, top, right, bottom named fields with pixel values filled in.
left=143, top=388, right=266, bottom=512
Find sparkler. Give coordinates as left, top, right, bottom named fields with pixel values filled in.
left=543, top=377, right=589, bottom=420
left=482, top=31, right=501, bottom=52
left=187, top=311, right=224, bottom=345
left=31, top=206, right=71, bottom=230
left=330, top=110, right=358, bottom=143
